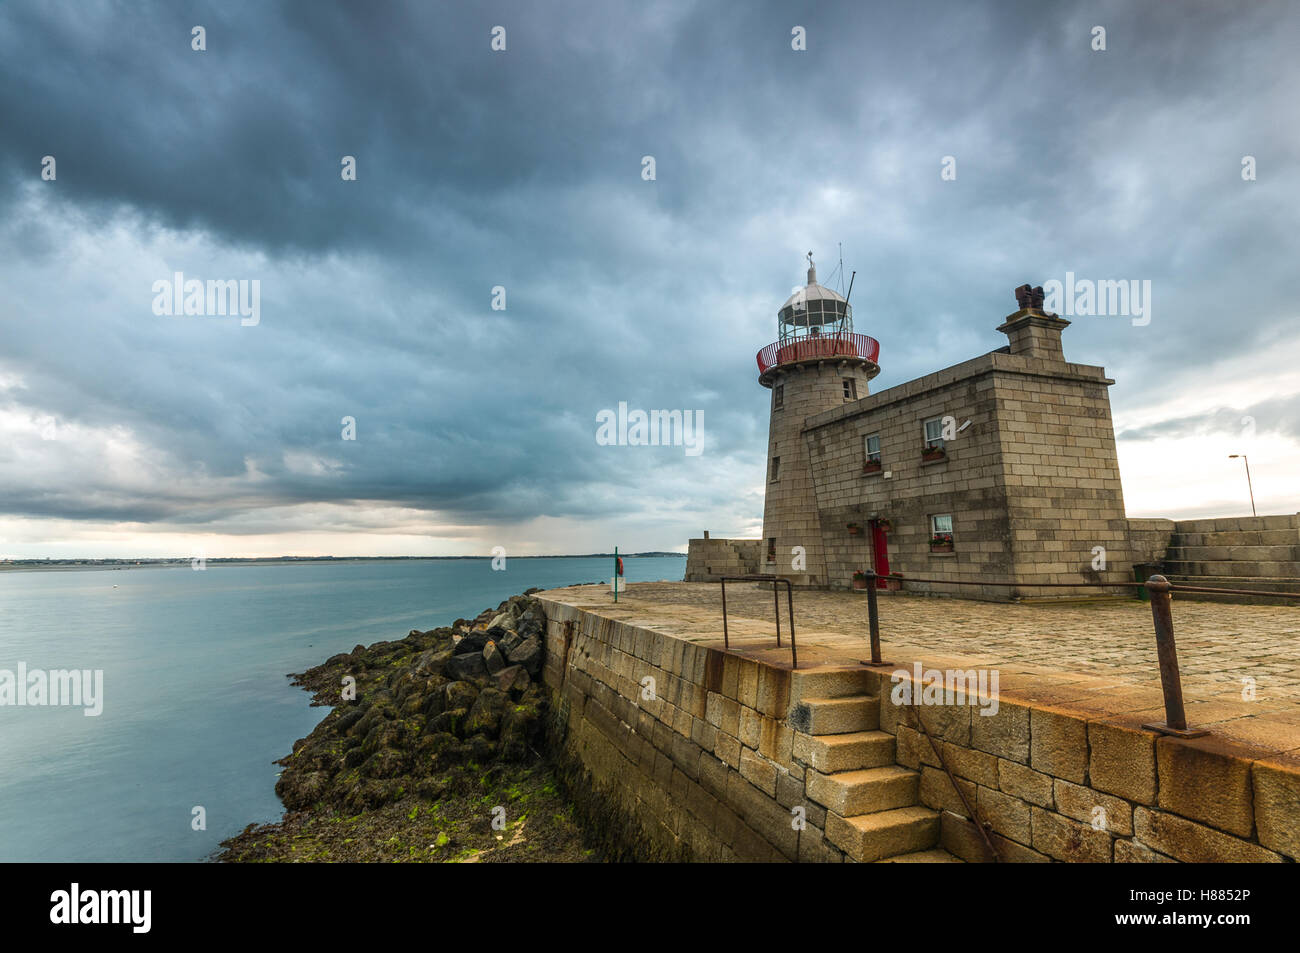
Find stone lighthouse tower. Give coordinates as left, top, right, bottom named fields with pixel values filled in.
left=757, top=254, right=880, bottom=585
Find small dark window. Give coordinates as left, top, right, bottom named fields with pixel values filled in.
left=770, top=456, right=781, bottom=482
left=774, top=385, right=784, bottom=410
left=843, top=378, right=857, bottom=400
left=767, top=537, right=776, bottom=562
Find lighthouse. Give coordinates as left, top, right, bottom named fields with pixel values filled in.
left=757, top=254, right=880, bottom=585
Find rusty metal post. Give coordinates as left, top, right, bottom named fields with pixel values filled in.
left=720, top=577, right=729, bottom=650
left=1140, top=574, right=1208, bottom=738
left=859, top=569, right=893, bottom=667
left=782, top=579, right=797, bottom=669
left=773, top=577, right=782, bottom=648
left=786, top=580, right=795, bottom=648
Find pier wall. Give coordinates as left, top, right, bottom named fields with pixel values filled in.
left=535, top=593, right=1299, bottom=863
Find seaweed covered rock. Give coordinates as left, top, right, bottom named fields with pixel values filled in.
left=446, top=651, right=488, bottom=681
left=272, top=594, right=549, bottom=812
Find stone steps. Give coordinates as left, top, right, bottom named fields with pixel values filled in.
left=1157, top=521, right=1300, bottom=603
left=1172, top=529, right=1296, bottom=546
left=1166, top=544, right=1298, bottom=562
left=1158, top=520, right=1300, bottom=604
left=1173, top=515, right=1299, bottom=534
left=875, top=848, right=964, bottom=863
left=825, top=806, right=941, bottom=863
left=789, top=666, right=874, bottom=704
left=1165, top=575, right=1300, bottom=606
left=1164, top=559, right=1300, bottom=578
left=807, top=764, right=919, bottom=816
left=794, top=688, right=941, bottom=862
left=793, top=729, right=896, bottom=773
left=789, top=695, right=879, bottom=735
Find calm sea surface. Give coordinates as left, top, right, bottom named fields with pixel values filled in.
left=0, top=556, right=683, bottom=862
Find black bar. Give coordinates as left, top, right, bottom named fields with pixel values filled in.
left=1146, top=574, right=1190, bottom=731
left=773, top=576, right=781, bottom=647
left=720, top=577, right=729, bottom=649
left=865, top=569, right=882, bottom=664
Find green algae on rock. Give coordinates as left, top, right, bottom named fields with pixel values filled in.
left=219, top=591, right=594, bottom=862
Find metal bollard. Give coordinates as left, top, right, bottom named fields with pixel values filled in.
left=1140, top=575, right=1208, bottom=738
left=774, top=577, right=782, bottom=648
left=860, top=569, right=893, bottom=667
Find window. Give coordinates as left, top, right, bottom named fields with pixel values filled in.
left=930, top=514, right=954, bottom=551
left=767, top=537, right=776, bottom=562
left=864, top=434, right=881, bottom=464
left=843, top=378, right=857, bottom=400
left=774, top=385, right=784, bottom=410
left=923, top=416, right=945, bottom=449
left=770, top=456, right=781, bottom=482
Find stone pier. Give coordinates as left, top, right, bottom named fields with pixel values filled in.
left=537, top=581, right=1300, bottom=862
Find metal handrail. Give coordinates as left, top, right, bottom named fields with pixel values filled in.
left=719, top=575, right=797, bottom=668
left=905, top=701, right=1001, bottom=863
left=756, top=332, right=880, bottom=375
left=858, top=569, right=1299, bottom=739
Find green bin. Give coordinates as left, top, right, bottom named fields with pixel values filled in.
left=1133, top=564, right=1155, bottom=602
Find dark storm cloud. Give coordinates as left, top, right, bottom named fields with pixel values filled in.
left=1, top=0, right=1298, bottom=545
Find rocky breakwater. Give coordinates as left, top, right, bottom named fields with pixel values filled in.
left=220, top=592, right=591, bottom=862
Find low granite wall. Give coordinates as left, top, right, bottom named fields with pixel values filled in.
left=876, top=667, right=1298, bottom=863
left=684, top=538, right=763, bottom=582
left=535, top=594, right=1300, bottom=863
left=537, top=595, right=846, bottom=862
left=1127, top=517, right=1176, bottom=566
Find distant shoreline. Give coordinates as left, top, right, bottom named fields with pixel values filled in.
left=0, top=554, right=687, bottom=573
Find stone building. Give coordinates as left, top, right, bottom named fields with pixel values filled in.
left=687, top=262, right=1141, bottom=598
left=686, top=260, right=1300, bottom=598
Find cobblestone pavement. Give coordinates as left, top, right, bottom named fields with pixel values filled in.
left=541, top=582, right=1300, bottom=758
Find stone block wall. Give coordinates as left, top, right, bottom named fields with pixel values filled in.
left=874, top=667, right=1298, bottom=863
left=684, top=538, right=761, bottom=582
left=801, top=350, right=1136, bottom=598
left=1127, top=518, right=1176, bottom=565
left=537, top=595, right=848, bottom=862
left=804, top=356, right=1014, bottom=596
left=991, top=355, right=1134, bottom=590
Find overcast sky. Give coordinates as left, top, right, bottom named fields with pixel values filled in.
left=1, top=0, right=1297, bottom=558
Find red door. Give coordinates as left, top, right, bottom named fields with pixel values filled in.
left=871, top=521, right=890, bottom=587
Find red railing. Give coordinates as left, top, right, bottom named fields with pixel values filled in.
left=756, top=332, right=880, bottom=375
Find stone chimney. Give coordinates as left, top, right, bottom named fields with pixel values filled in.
left=997, top=284, right=1071, bottom=361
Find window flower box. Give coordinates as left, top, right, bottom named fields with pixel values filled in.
left=862, top=459, right=882, bottom=474
left=929, top=534, right=954, bottom=553
left=885, top=572, right=903, bottom=590
left=921, top=445, right=946, bottom=463
left=852, top=570, right=870, bottom=590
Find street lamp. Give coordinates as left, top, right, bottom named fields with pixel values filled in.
left=1228, top=454, right=1256, bottom=517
